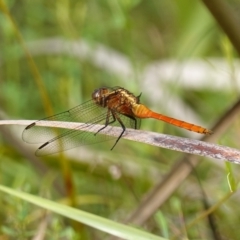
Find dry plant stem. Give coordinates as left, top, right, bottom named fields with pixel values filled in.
left=202, top=0, right=240, bottom=56
left=126, top=98, right=240, bottom=225
left=1, top=120, right=240, bottom=163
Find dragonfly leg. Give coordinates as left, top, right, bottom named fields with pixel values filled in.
left=95, top=109, right=116, bottom=135
left=110, top=112, right=126, bottom=150
left=133, top=117, right=138, bottom=129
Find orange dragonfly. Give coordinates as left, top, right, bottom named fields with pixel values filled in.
left=23, top=86, right=212, bottom=156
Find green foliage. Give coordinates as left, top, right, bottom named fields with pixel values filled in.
left=0, top=0, right=240, bottom=239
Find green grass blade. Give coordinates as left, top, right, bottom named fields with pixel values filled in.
left=0, top=185, right=167, bottom=240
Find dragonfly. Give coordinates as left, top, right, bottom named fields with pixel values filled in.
left=23, top=86, right=212, bottom=156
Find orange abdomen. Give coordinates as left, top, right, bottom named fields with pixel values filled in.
left=132, top=104, right=212, bottom=134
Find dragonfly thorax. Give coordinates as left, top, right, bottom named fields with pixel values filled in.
left=92, top=87, right=141, bottom=110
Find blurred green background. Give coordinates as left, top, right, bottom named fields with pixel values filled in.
left=0, top=0, right=240, bottom=239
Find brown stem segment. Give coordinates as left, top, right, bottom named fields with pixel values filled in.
left=132, top=104, right=212, bottom=134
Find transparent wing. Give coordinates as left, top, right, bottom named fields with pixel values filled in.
left=22, top=99, right=103, bottom=144
left=23, top=99, right=140, bottom=156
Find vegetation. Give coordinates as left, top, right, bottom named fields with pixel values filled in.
left=0, top=0, right=240, bottom=239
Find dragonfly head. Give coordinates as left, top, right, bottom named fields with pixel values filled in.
left=92, top=87, right=111, bottom=107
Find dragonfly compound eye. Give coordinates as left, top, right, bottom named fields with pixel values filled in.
left=92, top=87, right=109, bottom=106
left=92, top=89, right=100, bottom=101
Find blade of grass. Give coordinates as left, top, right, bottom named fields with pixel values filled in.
left=0, top=185, right=167, bottom=240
